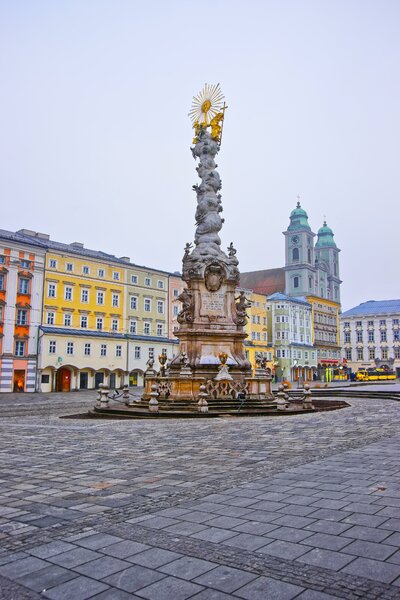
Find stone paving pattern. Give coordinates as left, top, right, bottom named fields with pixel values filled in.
left=0, top=388, right=400, bottom=599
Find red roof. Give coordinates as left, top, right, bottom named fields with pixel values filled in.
left=240, top=268, right=285, bottom=296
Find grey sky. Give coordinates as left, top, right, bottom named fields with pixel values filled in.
left=1, top=0, right=399, bottom=311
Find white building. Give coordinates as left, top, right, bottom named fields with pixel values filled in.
left=340, top=300, right=400, bottom=376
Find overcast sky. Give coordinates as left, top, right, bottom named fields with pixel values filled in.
left=1, top=0, right=399, bottom=311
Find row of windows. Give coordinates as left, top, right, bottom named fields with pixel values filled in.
left=0, top=276, right=32, bottom=294
left=345, top=347, right=400, bottom=360
left=251, top=332, right=268, bottom=341
left=251, top=315, right=267, bottom=325
left=45, top=312, right=165, bottom=336
left=344, top=330, right=400, bottom=343
left=48, top=260, right=165, bottom=289
left=47, top=285, right=165, bottom=314
left=131, top=296, right=164, bottom=313
left=47, top=341, right=169, bottom=361
left=344, top=319, right=399, bottom=328
left=276, top=349, right=316, bottom=360
left=48, top=340, right=123, bottom=357
left=0, top=256, right=32, bottom=268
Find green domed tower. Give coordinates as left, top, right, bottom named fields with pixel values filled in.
left=315, top=221, right=341, bottom=303
left=283, top=200, right=316, bottom=297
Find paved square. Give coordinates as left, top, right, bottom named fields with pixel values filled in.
left=0, top=388, right=400, bottom=598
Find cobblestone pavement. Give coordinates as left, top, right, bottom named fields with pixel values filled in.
left=0, top=389, right=400, bottom=599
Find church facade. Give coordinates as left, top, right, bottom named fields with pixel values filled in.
left=241, top=201, right=343, bottom=381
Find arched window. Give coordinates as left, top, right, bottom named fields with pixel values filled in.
left=292, top=248, right=299, bottom=261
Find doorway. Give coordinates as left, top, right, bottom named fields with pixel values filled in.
left=109, top=373, right=116, bottom=389
left=57, top=368, right=71, bottom=392
left=13, top=370, right=25, bottom=392
left=94, top=372, right=104, bottom=388
left=79, top=372, right=88, bottom=389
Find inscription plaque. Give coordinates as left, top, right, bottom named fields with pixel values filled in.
left=201, top=291, right=225, bottom=316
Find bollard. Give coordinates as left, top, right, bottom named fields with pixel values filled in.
left=276, top=385, right=288, bottom=411
left=99, top=383, right=110, bottom=409
left=122, top=384, right=132, bottom=406
left=302, top=383, right=313, bottom=409
left=197, top=383, right=209, bottom=413
left=149, top=383, right=159, bottom=413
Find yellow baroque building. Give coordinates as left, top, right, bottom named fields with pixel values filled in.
left=242, top=290, right=274, bottom=373
left=39, top=245, right=128, bottom=392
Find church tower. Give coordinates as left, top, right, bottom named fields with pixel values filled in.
left=283, top=201, right=316, bottom=297
left=315, top=221, right=342, bottom=304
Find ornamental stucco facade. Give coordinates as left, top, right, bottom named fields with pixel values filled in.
left=0, top=230, right=46, bottom=392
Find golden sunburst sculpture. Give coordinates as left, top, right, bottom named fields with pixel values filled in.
left=189, top=83, right=227, bottom=144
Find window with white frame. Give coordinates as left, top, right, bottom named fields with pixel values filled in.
left=145, top=277, right=151, bottom=286
left=100, top=344, right=107, bottom=357
left=394, top=347, right=400, bottom=359
left=369, top=347, right=375, bottom=359
left=82, top=266, right=89, bottom=275
left=131, top=274, right=138, bottom=284
left=16, top=309, right=28, bottom=325
left=20, top=259, right=30, bottom=269
left=0, top=256, right=4, bottom=264
left=113, top=271, right=120, bottom=280
left=111, top=319, right=118, bottom=331
left=80, top=315, right=88, bottom=328
left=381, top=330, right=387, bottom=342
left=157, top=280, right=164, bottom=289
left=64, top=286, right=72, bottom=301
left=64, top=313, right=72, bottom=326
left=144, top=322, right=151, bottom=335
left=97, top=291, right=104, bottom=305
left=357, top=347, right=364, bottom=360
left=173, top=288, right=179, bottom=297
left=149, top=347, right=154, bottom=358
left=18, top=278, right=30, bottom=294
left=157, top=323, right=163, bottom=336
left=263, top=333, right=267, bottom=341
left=81, top=288, right=89, bottom=303
left=381, top=347, right=388, bottom=359
left=96, top=317, right=103, bottom=330
left=130, top=320, right=137, bottom=334
left=49, top=340, right=56, bottom=354
left=49, top=259, right=57, bottom=268
left=84, top=343, right=91, bottom=356
left=251, top=332, right=256, bottom=340
left=144, top=298, right=151, bottom=312
left=134, top=346, right=141, bottom=359
left=112, top=293, right=119, bottom=307
left=157, top=300, right=164, bottom=314
left=98, top=269, right=105, bottom=278
left=173, top=305, right=179, bottom=316
left=15, top=341, right=25, bottom=356
left=47, top=312, right=55, bottom=325
left=116, top=345, right=122, bottom=357
left=130, top=296, right=138, bottom=310
left=0, top=274, right=4, bottom=291
left=66, top=263, right=73, bottom=272
left=345, top=348, right=352, bottom=360
left=66, top=341, right=74, bottom=355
